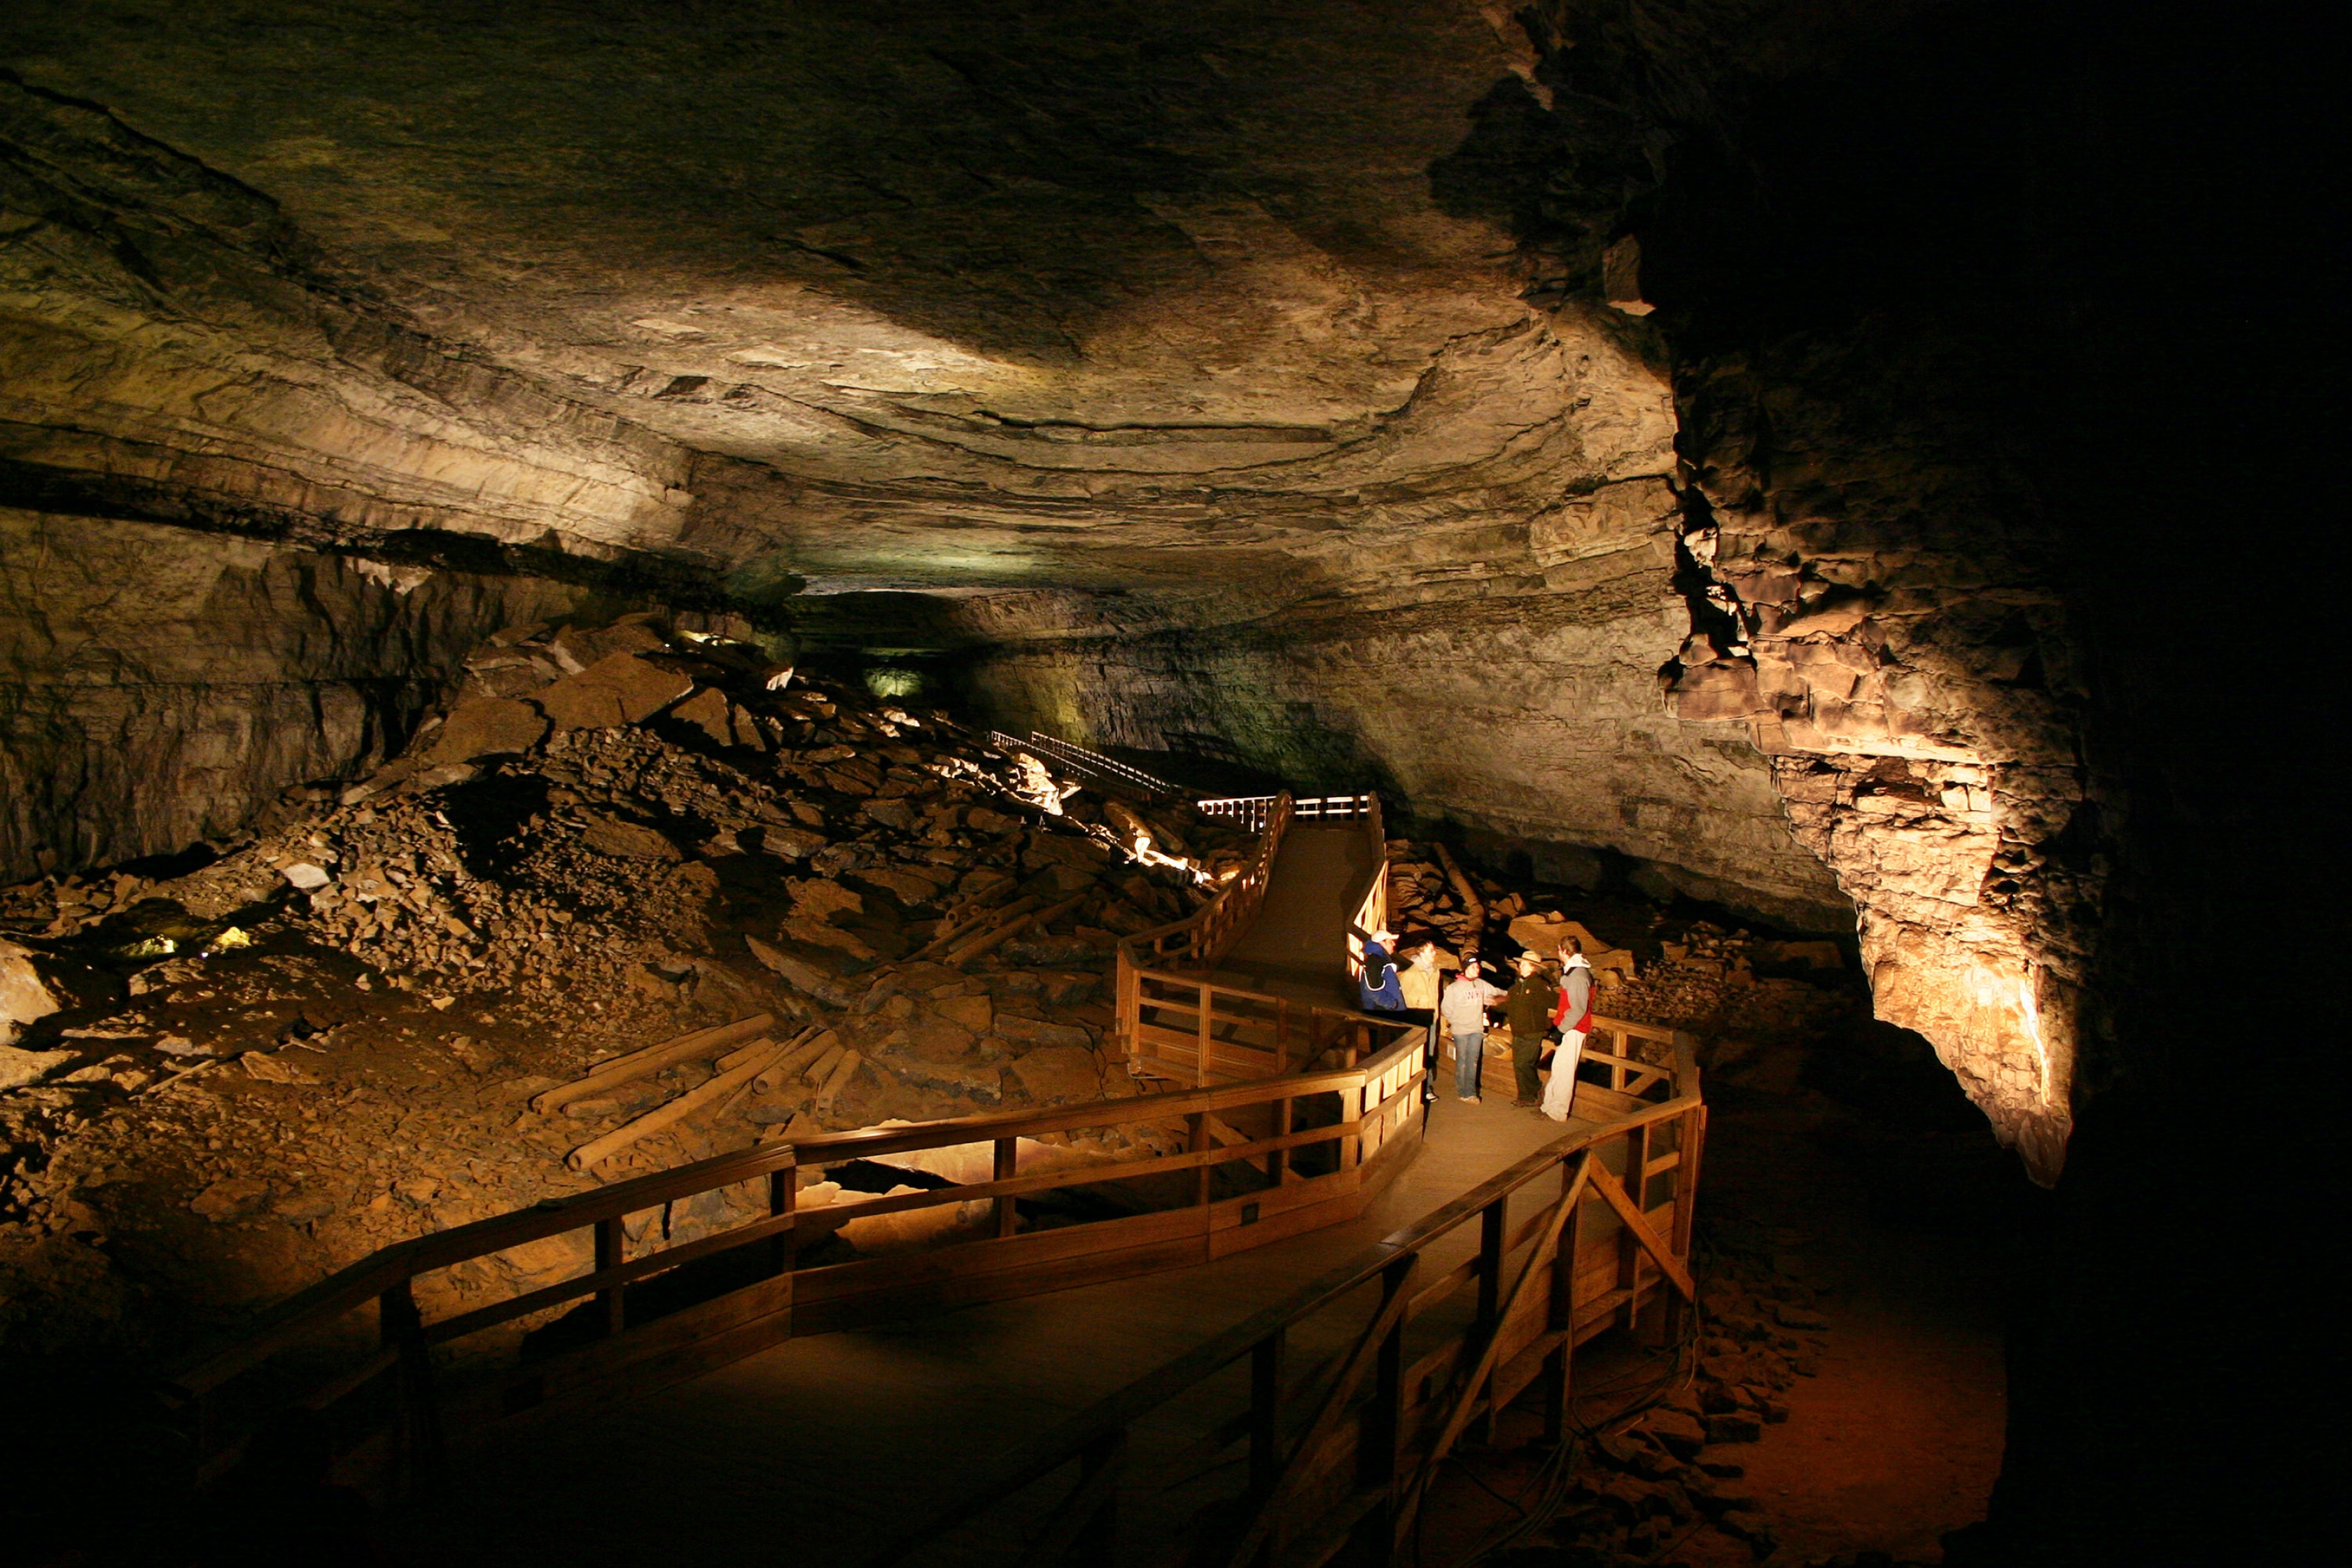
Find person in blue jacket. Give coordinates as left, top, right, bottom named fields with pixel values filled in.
left=1358, top=927, right=1406, bottom=1012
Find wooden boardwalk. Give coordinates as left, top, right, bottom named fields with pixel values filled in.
left=172, top=785, right=1702, bottom=1568
left=1211, top=823, right=1377, bottom=1010
left=395, top=1092, right=1617, bottom=1568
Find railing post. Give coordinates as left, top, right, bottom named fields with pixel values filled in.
left=1358, top=1255, right=1414, bottom=1564
left=1616, top=1124, right=1648, bottom=1337
left=1665, top=1106, right=1707, bottom=1345
left=1196, top=982, right=1212, bottom=1087
left=994, top=1136, right=1020, bottom=1238
left=768, top=1165, right=798, bottom=1278
left=1544, top=1156, right=1584, bottom=1444
left=594, top=1216, right=626, bottom=1337
left=1249, top=1328, right=1287, bottom=1501
left=1189, top=1112, right=1212, bottom=1208
left=379, top=1278, right=440, bottom=1498
left=1270, top=1092, right=1293, bottom=1186
left=1471, top=1196, right=1506, bottom=1444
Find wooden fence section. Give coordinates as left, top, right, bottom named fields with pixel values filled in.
left=869, top=1024, right=1704, bottom=1568
left=162, top=1023, right=1434, bottom=1494
left=1124, top=793, right=1387, bottom=1086
left=990, top=730, right=1182, bottom=797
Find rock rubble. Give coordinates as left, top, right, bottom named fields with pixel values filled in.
left=0, top=615, right=1254, bottom=1360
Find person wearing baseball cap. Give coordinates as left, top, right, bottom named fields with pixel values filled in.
left=1439, top=959, right=1507, bottom=1102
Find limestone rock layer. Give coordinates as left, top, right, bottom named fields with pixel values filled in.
left=0, top=0, right=2136, bottom=1190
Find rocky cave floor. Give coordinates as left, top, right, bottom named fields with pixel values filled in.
left=0, top=614, right=2002, bottom=1565
left=1413, top=1026, right=2018, bottom=1568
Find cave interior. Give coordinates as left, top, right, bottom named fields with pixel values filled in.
left=0, top=2, right=2337, bottom=1565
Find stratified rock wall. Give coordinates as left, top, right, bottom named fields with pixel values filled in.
left=960, top=477, right=1851, bottom=933
left=0, top=508, right=594, bottom=880
left=1658, top=335, right=2100, bottom=1184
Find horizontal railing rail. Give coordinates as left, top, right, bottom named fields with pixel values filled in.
left=988, top=730, right=1182, bottom=797
left=867, top=1025, right=1704, bottom=1568
left=164, top=1011, right=1436, bottom=1494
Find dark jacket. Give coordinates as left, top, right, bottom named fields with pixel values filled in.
left=1358, top=940, right=1406, bottom=1011
left=1504, top=974, right=1553, bottom=1041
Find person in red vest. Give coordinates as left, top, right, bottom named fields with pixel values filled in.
left=1539, top=937, right=1595, bottom=1121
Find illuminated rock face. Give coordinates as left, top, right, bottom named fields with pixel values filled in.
left=0, top=3, right=2099, bottom=1181
left=0, top=509, right=597, bottom=880
left=1658, top=352, right=2099, bottom=1183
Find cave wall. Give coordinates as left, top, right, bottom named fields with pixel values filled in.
left=958, top=486, right=1853, bottom=932
left=0, top=508, right=598, bottom=881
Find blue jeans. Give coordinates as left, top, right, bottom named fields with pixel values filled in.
left=1455, top=1032, right=1483, bottom=1098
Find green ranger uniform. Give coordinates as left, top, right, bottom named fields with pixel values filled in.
left=1504, top=972, right=1553, bottom=1105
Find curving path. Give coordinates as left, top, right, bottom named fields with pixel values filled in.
left=388, top=806, right=1620, bottom=1567
left=1208, top=822, right=1377, bottom=1010
left=393, top=1095, right=1611, bottom=1568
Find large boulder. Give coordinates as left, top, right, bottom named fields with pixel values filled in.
left=538, top=652, right=694, bottom=731
left=1, top=1042, right=76, bottom=1090
left=1, top=940, right=62, bottom=1047
left=428, top=695, right=549, bottom=763
left=1011, top=1044, right=1102, bottom=1102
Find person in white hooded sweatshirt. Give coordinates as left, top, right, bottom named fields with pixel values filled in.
left=1539, top=937, right=1595, bottom=1121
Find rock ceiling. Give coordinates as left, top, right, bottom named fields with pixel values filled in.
left=2, top=0, right=1662, bottom=597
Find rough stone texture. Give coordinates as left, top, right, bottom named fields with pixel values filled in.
left=1659, top=349, right=2096, bottom=1180
left=426, top=696, right=549, bottom=764
left=0, top=939, right=59, bottom=1046
left=0, top=508, right=593, bottom=881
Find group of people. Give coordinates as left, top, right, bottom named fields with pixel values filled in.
left=1357, top=927, right=1593, bottom=1121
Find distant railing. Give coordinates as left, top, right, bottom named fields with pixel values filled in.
left=1200, top=792, right=1376, bottom=830
left=988, top=730, right=1180, bottom=797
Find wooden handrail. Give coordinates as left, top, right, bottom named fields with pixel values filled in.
left=864, top=1036, right=1704, bottom=1567
left=165, top=1008, right=1438, bottom=1481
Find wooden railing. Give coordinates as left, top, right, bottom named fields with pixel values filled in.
left=1121, top=792, right=1392, bottom=1085
left=989, top=730, right=1181, bottom=797
left=1199, top=792, right=1376, bottom=830
left=164, top=1021, right=1436, bottom=1494
left=1116, top=793, right=1294, bottom=981
left=868, top=1020, right=1702, bottom=1568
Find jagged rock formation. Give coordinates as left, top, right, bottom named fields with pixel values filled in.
left=0, top=615, right=1236, bottom=1357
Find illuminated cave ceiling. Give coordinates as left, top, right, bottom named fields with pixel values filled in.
left=1, top=1, right=2094, bottom=1177
left=1, top=0, right=1671, bottom=597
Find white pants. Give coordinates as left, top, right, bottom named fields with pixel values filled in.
left=1540, top=1028, right=1587, bottom=1121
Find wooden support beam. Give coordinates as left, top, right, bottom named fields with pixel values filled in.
left=531, top=1014, right=776, bottom=1114
left=1225, top=1253, right=1420, bottom=1568
left=1392, top=1154, right=1595, bottom=1548
left=567, top=1036, right=790, bottom=1170
left=1587, top=1163, right=1696, bottom=1301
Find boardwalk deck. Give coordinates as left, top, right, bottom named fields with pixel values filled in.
left=170, top=782, right=1703, bottom=1568
left=1210, top=823, right=1376, bottom=1009
left=395, top=1092, right=1620, bottom=1568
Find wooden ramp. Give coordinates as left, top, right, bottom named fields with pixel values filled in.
left=1211, top=823, right=1377, bottom=1009
left=391, top=1085, right=1666, bottom=1568
left=166, top=782, right=1706, bottom=1568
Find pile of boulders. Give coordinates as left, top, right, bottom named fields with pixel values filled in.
left=1530, top=1210, right=1833, bottom=1565
left=0, top=614, right=1256, bottom=1357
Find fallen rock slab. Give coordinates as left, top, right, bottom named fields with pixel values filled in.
left=1, top=939, right=60, bottom=1046
left=0, top=1042, right=76, bottom=1089
left=538, top=652, right=694, bottom=731
left=428, top=695, right=549, bottom=762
